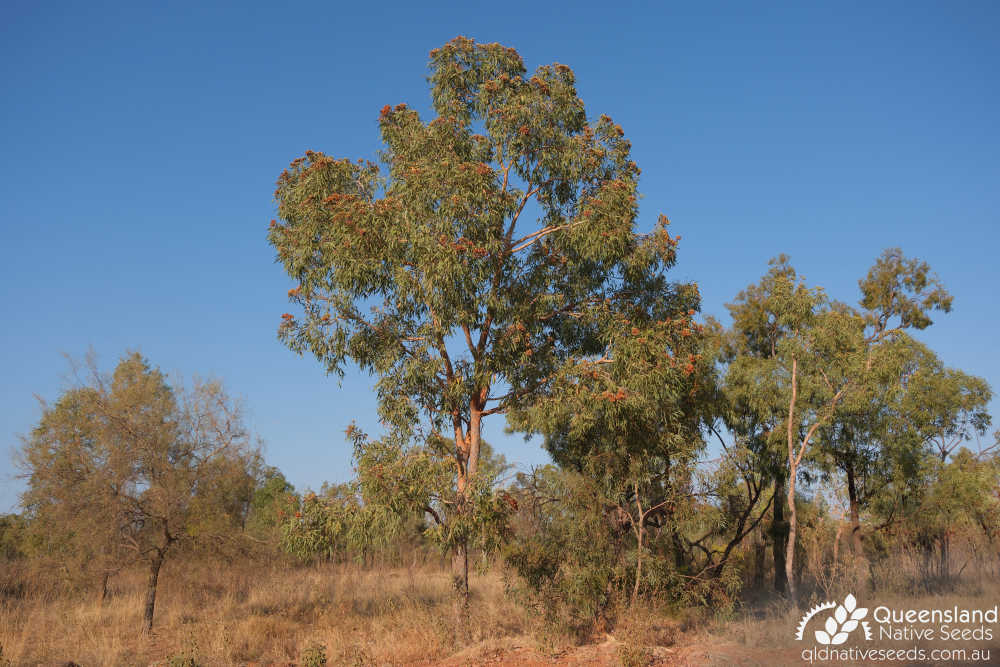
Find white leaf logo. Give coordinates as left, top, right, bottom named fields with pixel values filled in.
left=835, top=606, right=847, bottom=624
left=798, top=594, right=870, bottom=644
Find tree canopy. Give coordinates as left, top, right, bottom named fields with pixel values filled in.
left=268, top=36, right=687, bottom=602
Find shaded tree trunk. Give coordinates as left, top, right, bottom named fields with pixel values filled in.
left=451, top=539, right=469, bottom=628
left=100, top=571, right=110, bottom=603
left=753, top=536, right=766, bottom=589
left=631, top=485, right=646, bottom=607
left=771, top=475, right=788, bottom=594
left=846, top=463, right=863, bottom=555
left=938, top=532, right=951, bottom=581
left=142, top=551, right=164, bottom=634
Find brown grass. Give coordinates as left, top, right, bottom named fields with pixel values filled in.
left=4, top=551, right=1000, bottom=666
left=0, top=559, right=530, bottom=666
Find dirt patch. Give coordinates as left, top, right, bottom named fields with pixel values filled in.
left=429, top=634, right=801, bottom=666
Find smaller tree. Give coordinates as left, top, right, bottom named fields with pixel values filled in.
left=724, top=249, right=953, bottom=602
left=901, top=355, right=992, bottom=462
left=18, top=353, right=258, bottom=633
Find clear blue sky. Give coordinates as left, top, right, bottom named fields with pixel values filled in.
left=2, top=1, right=998, bottom=512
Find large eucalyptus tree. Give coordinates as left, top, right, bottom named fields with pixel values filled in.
left=267, top=36, right=684, bottom=606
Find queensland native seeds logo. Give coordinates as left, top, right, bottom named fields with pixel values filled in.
left=796, top=594, right=871, bottom=645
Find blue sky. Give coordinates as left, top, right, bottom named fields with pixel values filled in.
left=2, top=1, right=998, bottom=512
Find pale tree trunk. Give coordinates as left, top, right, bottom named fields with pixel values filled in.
left=785, top=358, right=799, bottom=603
left=451, top=404, right=484, bottom=612
left=784, top=357, right=841, bottom=604
left=785, top=475, right=798, bottom=603
left=142, top=551, right=164, bottom=634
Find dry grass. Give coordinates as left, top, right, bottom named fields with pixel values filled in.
left=0, top=559, right=530, bottom=666
left=711, top=574, right=1000, bottom=660
left=4, top=550, right=1000, bottom=666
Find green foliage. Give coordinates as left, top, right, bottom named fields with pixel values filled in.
left=300, top=642, right=328, bottom=667
left=858, top=248, right=952, bottom=331
left=721, top=249, right=962, bottom=600
left=503, top=464, right=743, bottom=638
left=0, top=514, right=26, bottom=561
left=17, top=352, right=258, bottom=629
left=246, top=465, right=296, bottom=538
left=166, top=634, right=201, bottom=667
left=279, top=483, right=365, bottom=561
left=898, top=347, right=992, bottom=461
left=503, top=466, right=626, bottom=638
left=266, top=36, right=687, bottom=593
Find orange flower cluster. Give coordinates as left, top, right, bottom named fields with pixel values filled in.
left=287, top=287, right=300, bottom=298
left=601, top=388, right=628, bottom=402
left=529, top=76, right=551, bottom=95
left=281, top=313, right=294, bottom=321
left=499, top=491, right=519, bottom=511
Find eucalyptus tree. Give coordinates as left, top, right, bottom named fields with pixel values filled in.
left=724, top=250, right=953, bottom=602
left=900, top=354, right=991, bottom=462
left=723, top=255, right=820, bottom=594
left=268, top=36, right=683, bottom=607
left=508, top=278, right=713, bottom=607
left=815, top=250, right=957, bottom=560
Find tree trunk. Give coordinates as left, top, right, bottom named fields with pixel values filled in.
left=451, top=540, right=469, bottom=620
left=771, top=475, right=788, bottom=594
left=451, top=405, right=483, bottom=607
left=785, top=475, right=798, bottom=603
left=846, top=464, right=863, bottom=555
left=100, top=571, right=110, bottom=603
left=785, top=357, right=799, bottom=604
left=632, top=514, right=644, bottom=607
left=142, top=552, right=164, bottom=634
left=938, top=532, right=951, bottom=581
left=834, top=517, right=844, bottom=563
left=753, top=536, right=766, bottom=589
